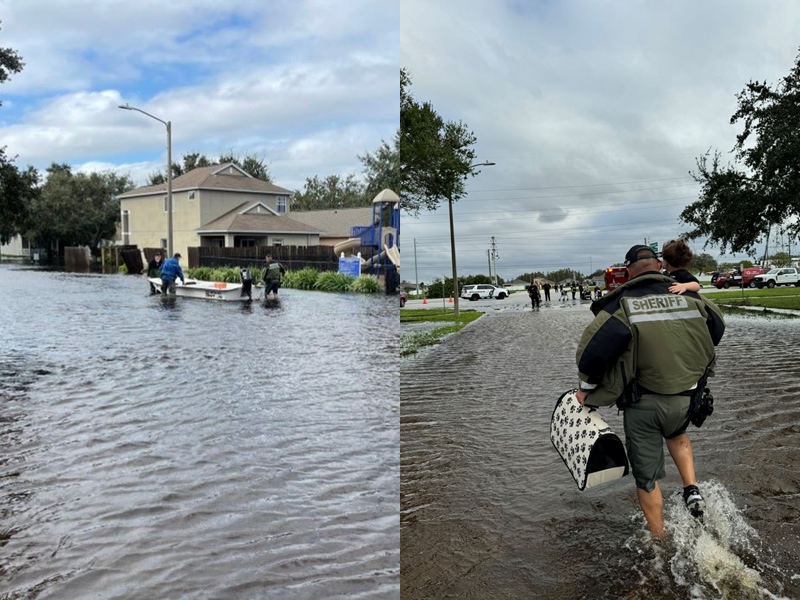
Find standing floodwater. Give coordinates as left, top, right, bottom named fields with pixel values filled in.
left=401, top=304, right=800, bottom=599
left=0, top=266, right=399, bottom=599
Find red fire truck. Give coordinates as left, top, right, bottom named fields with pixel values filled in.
left=604, top=266, right=628, bottom=291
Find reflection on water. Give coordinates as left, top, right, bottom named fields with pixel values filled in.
left=0, top=266, right=399, bottom=599
left=401, top=306, right=800, bottom=599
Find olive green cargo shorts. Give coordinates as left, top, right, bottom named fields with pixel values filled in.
left=623, top=394, right=691, bottom=492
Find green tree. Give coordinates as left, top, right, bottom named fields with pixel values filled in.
left=28, top=164, right=133, bottom=254
left=359, top=135, right=400, bottom=200
left=400, top=68, right=478, bottom=216
left=291, top=174, right=368, bottom=211
left=681, top=49, right=800, bottom=255
left=769, top=251, right=792, bottom=267
left=0, top=151, right=38, bottom=245
left=687, top=252, right=718, bottom=275
left=0, top=23, right=28, bottom=244
left=147, top=152, right=271, bottom=185
left=516, top=271, right=546, bottom=282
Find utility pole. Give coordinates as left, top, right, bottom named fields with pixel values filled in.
left=414, top=238, right=420, bottom=299
left=490, top=236, right=499, bottom=286
left=487, top=249, right=492, bottom=280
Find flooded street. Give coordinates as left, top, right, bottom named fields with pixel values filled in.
left=401, top=300, right=800, bottom=599
left=0, top=266, right=399, bottom=599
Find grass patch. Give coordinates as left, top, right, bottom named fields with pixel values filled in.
left=401, top=308, right=483, bottom=324
left=705, top=286, right=800, bottom=311
left=400, top=308, right=484, bottom=357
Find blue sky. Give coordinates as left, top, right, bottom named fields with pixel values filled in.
left=401, top=0, right=800, bottom=284
left=0, top=0, right=398, bottom=190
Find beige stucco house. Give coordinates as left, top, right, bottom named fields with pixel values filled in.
left=288, top=207, right=373, bottom=247
left=117, top=162, right=319, bottom=258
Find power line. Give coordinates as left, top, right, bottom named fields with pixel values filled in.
left=465, top=176, right=697, bottom=194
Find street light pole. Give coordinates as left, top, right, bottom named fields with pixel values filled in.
left=450, top=160, right=495, bottom=317
left=119, top=104, right=173, bottom=257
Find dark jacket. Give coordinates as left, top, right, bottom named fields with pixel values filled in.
left=146, top=257, right=163, bottom=278
left=577, top=272, right=725, bottom=407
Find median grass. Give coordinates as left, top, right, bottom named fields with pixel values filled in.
left=703, top=286, right=800, bottom=316
left=400, top=308, right=484, bottom=357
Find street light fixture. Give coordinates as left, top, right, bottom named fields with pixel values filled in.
left=449, top=160, right=496, bottom=317
left=118, top=103, right=173, bottom=257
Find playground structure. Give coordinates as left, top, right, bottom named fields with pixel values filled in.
left=334, top=188, right=400, bottom=277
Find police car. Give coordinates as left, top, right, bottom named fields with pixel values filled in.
left=460, top=284, right=510, bottom=301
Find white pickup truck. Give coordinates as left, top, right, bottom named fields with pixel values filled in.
left=752, top=267, right=800, bottom=289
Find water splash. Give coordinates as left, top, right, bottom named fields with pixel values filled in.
left=650, top=480, right=790, bottom=599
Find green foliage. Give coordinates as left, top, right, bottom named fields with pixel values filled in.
left=348, top=275, right=380, bottom=293
left=0, top=26, right=24, bottom=101
left=314, top=271, right=354, bottom=292
left=147, top=152, right=271, bottom=185
left=291, top=173, right=369, bottom=211
left=359, top=136, right=400, bottom=201
left=283, top=267, right=319, bottom=290
left=688, top=253, right=719, bottom=275
left=0, top=151, right=38, bottom=245
left=770, top=251, right=792, bottom=267
left=681, top=51, right=800, bottom=254
left=26, top=164, right=133, bottom=252
left=0, top=32, right=30, bottom=244
left=400, top=68, right=478, bottom=217
left=118, top=264, right=128, bottom=274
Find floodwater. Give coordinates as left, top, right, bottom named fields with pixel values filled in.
left=0, top=265, right=399, bottom=599
left=401, top=300, right=800, bottom=599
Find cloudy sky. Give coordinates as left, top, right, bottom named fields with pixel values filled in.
left=401, top=0, right=800, bottom=285
left=0, top=0, right=398, bottom=191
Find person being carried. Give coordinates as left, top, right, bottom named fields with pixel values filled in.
left=160, top=253, right=185, bottom=296
left=262, top=254, right=286, bottom=299
left=662, top=239, right=701, bottom=295
left=145, top=251, right=164, bottom=295
left=574, top=244, right=725, bottom=538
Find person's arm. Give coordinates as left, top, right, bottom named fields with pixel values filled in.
left=669, top=280, right=700, bottom=295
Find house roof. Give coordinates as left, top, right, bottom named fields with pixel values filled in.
left=118, top=163, right=292, bottom=199
left=288, top=207, right=373, bottom=238
left=197, top=202, right=323, bottom=234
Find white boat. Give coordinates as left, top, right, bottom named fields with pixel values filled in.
left=148, top=277, right=253, bottom=301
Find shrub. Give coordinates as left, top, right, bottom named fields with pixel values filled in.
left=349, top=275, right=380, bottom=293
left=314, top=271, right=354, bottom=292
left=283, top=267, right=319, bottom=290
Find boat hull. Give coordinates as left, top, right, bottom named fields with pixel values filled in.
left=148, top=278, right=252, bottom=301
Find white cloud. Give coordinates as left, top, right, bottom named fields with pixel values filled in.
left=401, top=0, right=800, bottom=282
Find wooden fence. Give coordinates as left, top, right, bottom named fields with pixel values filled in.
left=188, top=245, right=374, bottom=271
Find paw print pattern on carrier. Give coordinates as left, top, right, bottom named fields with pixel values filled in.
left=550, top=390, right=629, bottom=490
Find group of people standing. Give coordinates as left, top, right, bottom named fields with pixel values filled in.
left=527, top=281, right=601, bottom=308
left=144, top=251, right=285, bottom=299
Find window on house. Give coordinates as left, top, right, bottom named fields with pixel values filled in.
left=188, top=191, right=196, bottom=201
left=121, top=210, right=130, bottom=245
left=160, top=238, right=167, bottom=250
left=163, top=196, right=176, bottom=212
left=272, top=238, right=284, bottom=247
left=276, top=196, right=287, bottom=214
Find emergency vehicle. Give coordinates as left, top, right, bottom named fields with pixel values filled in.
left=604, top=266, right=628, bottom=291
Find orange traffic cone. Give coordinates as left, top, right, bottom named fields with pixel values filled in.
left=448, top=296, right=453, bottom=303
left=422, top=297, right=427, bottom=304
